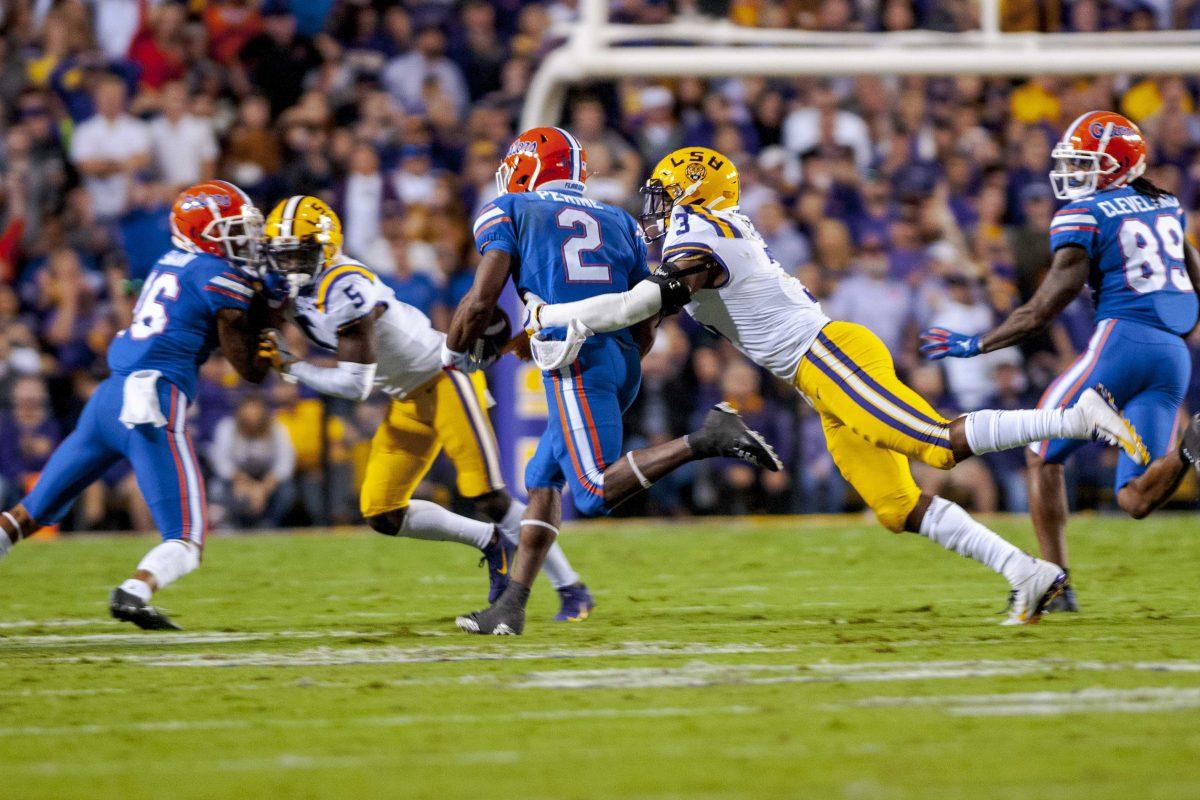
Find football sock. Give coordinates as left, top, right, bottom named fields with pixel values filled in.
left=0, top=529, right=11, bottom=560
left=963, top=408, right=1085, bottom=455
left=400, top=500, right=494, bottom=550
left=137, top=540, right=201, bottom=591
left=118, top=578, right=153, bottom=603
left=918, top=496, right=1035, bottom=585
left=541, top=541, right=580, bottom=590
left=497, top=500, right=579, bottom=590
left=496, top=499, right=525, bottom=544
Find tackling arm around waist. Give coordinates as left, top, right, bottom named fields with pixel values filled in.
left=536, top=280, right=664, bottom=333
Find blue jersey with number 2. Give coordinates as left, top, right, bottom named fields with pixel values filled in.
left=1050, top=185, right=1198, bottom=335
left=472, top=187, right=650, bottom=348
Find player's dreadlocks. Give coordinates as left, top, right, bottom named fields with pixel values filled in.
left=1131, top=176, right=1172, bottom=200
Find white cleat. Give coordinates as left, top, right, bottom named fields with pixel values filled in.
left=1072, top=385, right=1149, bottom=465
left=1002, top=559, right=1067, bottom=626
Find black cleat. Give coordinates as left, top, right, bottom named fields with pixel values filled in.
left=688, top=402, right=783, bottom=471
left=109, top=588, right=181, bottom=631
left=456, top=582, right=529, bottom=635
left=1180, top=413, right=1200, bottom=471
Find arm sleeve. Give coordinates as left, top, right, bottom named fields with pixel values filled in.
left=472, top=200, right=518, bottom=256
left=536, top=280, right=665, bottom=333
left=1049, top=205, right=1100, bottom=259
left=283, top=360, right=377, bottom=401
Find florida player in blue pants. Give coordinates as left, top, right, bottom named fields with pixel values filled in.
left=0, top=180, right=272, bottom=629
left=923, top=111, right=1200, bottom=612
left=444, top=127, right=781, bottom=635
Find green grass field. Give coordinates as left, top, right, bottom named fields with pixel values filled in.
left=1, top=515, right=1198, bottom=799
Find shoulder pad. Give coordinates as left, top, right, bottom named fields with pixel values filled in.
left=473, top=199, right=515, bottom=237
left=315, top=262, right=381, bottom=321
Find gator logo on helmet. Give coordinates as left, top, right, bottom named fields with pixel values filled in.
left=1089, top=121, right=1138, bottom=138
left=685, top=163, right=707, bottom=183
left=178, top=192, right=233, bottom=211
left=507, top=140, right=539, bottom=157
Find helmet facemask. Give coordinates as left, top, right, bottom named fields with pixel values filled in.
left=1049, top=144, right=1121, bottom=201
left=204, top=204, right=264, bottom=272
left=495, top=153, right=541, bottom=195
left=637, top=179, right=678, bottom=242
left=264, top=236, right=324, bottom=298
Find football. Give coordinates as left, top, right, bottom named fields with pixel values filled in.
left=470, top=306, right=513, bottom=365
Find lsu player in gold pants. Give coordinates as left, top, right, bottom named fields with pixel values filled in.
left=257, top=196, right=594, bottom=620
left=527, top=147, right=1149, bottom=625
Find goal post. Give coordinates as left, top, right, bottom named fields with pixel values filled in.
left=521, top=0, right=1200, bottom=130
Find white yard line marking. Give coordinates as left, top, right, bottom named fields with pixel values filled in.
left=493, top=659, right=1200, bottom=690
left=850, top=686, right=1200, bottom=717
left=80, top=641, right=796, bottom=668
left=16, top=750, right=523, bottom=777
left=2, top=629, right=382, bottom=648
left=0, top=619, right=118, bottom=630
left=0, top=704, right=758, bottom=739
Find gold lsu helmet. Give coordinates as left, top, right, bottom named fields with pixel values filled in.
left=263, top=195, right=343, bottom=293
left=638, top=146, right=740, bottom=241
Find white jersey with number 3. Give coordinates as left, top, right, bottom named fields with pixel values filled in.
left=290, top=255, right=444, bottom=399
left=662, top=206, right=830, bottom=381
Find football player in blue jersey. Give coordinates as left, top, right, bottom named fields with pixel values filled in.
left=443, top=127, right=781, bottom=635
left=0, top=180, right=273, bottom=629
left=922, top=111, right=1200, bottom=612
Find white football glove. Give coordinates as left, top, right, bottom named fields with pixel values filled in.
left=440, top=342, right=477, bottom=372
left=529, top=319, right=594, bottom=371
left=521, top=293, right=546, bottom=335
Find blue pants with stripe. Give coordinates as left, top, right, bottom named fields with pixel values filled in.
left=1035, top=318, right=1190, bottom=490
left=23, top=375, right=207, bottom=544
left=525, top=337, right=642, bottom=517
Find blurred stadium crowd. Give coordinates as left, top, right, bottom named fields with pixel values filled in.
left=1, top=0, right=1199, bottom=532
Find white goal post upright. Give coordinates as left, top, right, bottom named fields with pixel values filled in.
left=521, top=0, right=1200, bottom=130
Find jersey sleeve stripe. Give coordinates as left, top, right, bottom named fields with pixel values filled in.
left=663, top=243, right=715, bottom=259
left=1051, top=225, right=1099, bottom=233
left=209, top=275, right=255, bottom=297
left=691, top=206, right=740, bottom=239
left=474, top=216, right=512, bottom=237
left=220, top=271, right=252, bottom=285
left=1051, top=214, right=1098, bottom=226
left=472, top=206, right=505, bottom=236
left=316, top=265, right=376, bottom=311
left=204, top=285, right=250, bottom=304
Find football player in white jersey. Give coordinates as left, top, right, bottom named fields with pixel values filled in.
left=527, top=147, right=1150, bottom=625
left=257, top=196, right=594, bottom=619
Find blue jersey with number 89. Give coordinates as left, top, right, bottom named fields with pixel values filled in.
left=473, top=186, right=650, bottom=347
left=1050, top=184, right=1199, bottom=335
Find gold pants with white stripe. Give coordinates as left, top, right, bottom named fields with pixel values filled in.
left=795, top=321, right=955, bottom=532
left=360, top=369, right=504, bottom=517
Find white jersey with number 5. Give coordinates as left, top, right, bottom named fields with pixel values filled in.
left=662, top=206, right=830, bottom=381
left=289, top=255, right=444, bottom=399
